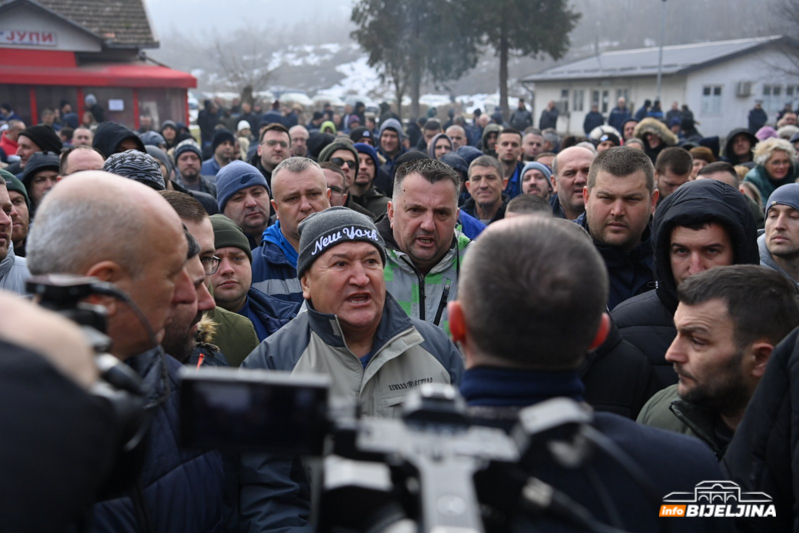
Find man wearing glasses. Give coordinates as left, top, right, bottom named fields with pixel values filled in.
left=161, top=190, right=262, bottom=367
left=320, top=162, right=376, bottom=220
left=251, top=123, right=291, bottom=189
left=320, top=141, right=390, bottom=218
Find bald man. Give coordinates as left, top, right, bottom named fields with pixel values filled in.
left=252, top=157, right=331, bottom=302
left=25, top=172, right=227, bottom=532
left=551, top=146, right=595, bottom=220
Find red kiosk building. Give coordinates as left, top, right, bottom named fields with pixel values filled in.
left=0, top=0, right=196, bottom=129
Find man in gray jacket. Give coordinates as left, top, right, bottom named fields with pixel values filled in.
left=0, top=173, right=28, bottom=294
left=760, top=183, right=799, bottom=286
left=239, top=207, right=463, bottom=532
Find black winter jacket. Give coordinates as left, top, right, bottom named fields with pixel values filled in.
left=580, top=321, right=659, bottom=419
left=723, top=328, right=799, bottom=532
left=612, top=180, right=759, bottom=389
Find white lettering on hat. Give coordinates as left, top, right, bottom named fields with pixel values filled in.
left=342, top=226, right=379, bottom=241
left=312, top=230, right=343, bottom=256
left=311, top=226, right=380, bottom=256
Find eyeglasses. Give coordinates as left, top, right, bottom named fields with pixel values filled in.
left=201, top=256, right=221, bottom=275
left=263, top=140, right=288, bottom=148
left=331, top=157, right=357, bottom=169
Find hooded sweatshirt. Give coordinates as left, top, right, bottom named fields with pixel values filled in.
left=480, top=124, right=501, bottom=155
left=722, top=128, right=758, bottom=166
left=633, top=118, right=678, bottom=163
left=92, top=122, right=145, bottom=158
left=611, top=180, right=759, bottom=388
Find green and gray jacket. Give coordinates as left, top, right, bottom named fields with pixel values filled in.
left=238, top=293, right=463, bottom=532
left=637, top=384, right=730, bottom=458
left=377, top=217, right=470, bottom=334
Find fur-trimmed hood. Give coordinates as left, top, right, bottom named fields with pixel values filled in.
left=633, top=117, right=678, bottom=146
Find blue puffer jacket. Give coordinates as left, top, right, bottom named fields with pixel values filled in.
left=242, top=286, right=300, bottom=341
left=90, top=348, right=226, bottom=533
left=251, top=240, right=304, bottom=304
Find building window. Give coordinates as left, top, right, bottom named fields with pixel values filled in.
left=573, top=89, right=584, bottom=112
left=601, top=90, right=609, bottom=113
left=558, top=89, right=569, bottom=114
left=701, top=86, right=722, bottom=115
left=616, top=88, right=629, bottom=102
left=763, top=84, right=784, bottom=117
left=591, top=90, right=600, bottom=107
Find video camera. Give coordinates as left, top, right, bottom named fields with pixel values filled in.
left=180, top=368, right=657, bottom=533
left=27, top=274, right=152, bottom=498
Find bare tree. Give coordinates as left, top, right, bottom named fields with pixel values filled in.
left=208, top=29, right=279, bottom=102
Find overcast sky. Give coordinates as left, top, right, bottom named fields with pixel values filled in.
left=144, top=0, right=353, bottom=36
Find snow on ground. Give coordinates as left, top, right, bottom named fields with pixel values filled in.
left=325, top=55, right=384, bottom=97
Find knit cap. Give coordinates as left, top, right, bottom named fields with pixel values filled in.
left=140, top=131, right=166, bottom=147
left=210, top=214, right=252, bottom=262
left=215, top=160, right=270, bottom=212
left=520, top=161, right=553, bottom=188
left=102, top=149, right=165, bottom=190
left=297, top=206, right=386, bottom=277
left=19, top=125, right=62, bottom=154
left=354, top=142, right=380, bottom=172
left=349, top=126, right=372, bottom=143
left=174, top=140, right=203, bottom=161
left=211, top=129, right=236, bottom=153
left=766, top=183, right=799, bottom=217
left=0, top=170, right=29, bottom=210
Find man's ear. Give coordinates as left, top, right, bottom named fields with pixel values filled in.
left=582, top=185, right=590, bottom=206
left=501, top=177, right=509, bottom=190
left=300, top=272, right=312, bottom=300
left=749, top=342, right=774, bottom=378
left=448, top=300, right=466, bottom=345
left=588, top=313, right=611, bottom=351
left=270, top=199, right=279, bottom=219
left=84, top=260, right=125, bottom=316
left=650, top=189, right=659, bottom=214
left=387, top=200, right=395, bottom=228
left=550, top=174, right=558, bottom=194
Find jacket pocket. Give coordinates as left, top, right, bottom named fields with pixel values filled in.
left=374, top=393, right=409, bottom=418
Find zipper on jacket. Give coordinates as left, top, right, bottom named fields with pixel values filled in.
left=433, top=279, right=451, bottom=326
left=400, top=256, right=426, bottom=321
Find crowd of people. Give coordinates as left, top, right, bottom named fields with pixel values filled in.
left=2, top=90, right=799, bottom=532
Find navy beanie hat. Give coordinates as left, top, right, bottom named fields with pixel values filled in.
left=354, top=142, right=380, bottom=173
left=216, top=160, right=270, bottom=212
left=211, top=129, right=236, bottom=153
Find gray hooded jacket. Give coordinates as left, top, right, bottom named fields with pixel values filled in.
left=758, top=231, right=799, bottom=287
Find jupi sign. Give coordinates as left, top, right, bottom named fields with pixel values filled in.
left=0, top=30, right=57, bottom=47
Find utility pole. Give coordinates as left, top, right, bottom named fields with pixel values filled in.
left=656, top=0, right=667, bottom=101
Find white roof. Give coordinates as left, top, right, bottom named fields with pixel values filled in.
left=522, top=36, right=782, bottom=82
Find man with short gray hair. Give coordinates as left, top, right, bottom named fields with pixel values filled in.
left=251, top=157, right=331, bottom=303
left=550, top=146, right=594, bottom=220
left=463, top=155, right=509, bottom=224
left=25, top=171, right=226, bottom=531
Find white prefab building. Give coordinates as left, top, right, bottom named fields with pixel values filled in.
left=520, top=36, right=799, bottom=138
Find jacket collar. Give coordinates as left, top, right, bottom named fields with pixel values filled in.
left=0, top=241, right=16, bottom=279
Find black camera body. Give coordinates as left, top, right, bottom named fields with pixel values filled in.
left=27, top=274, right=150, bottom=499
left=179, top=368, right=599, bottom=533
